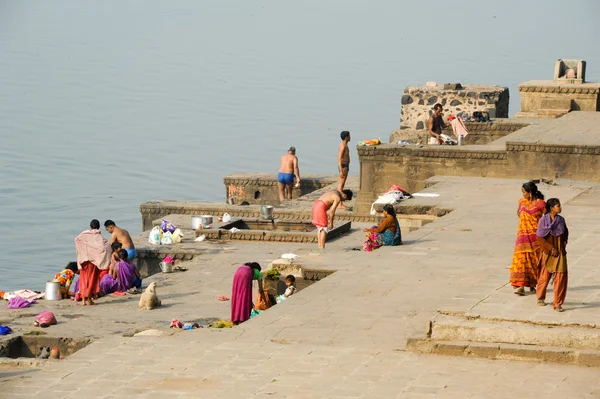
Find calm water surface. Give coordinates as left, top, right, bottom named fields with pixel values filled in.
left=0, top=1, right=598, bottom=291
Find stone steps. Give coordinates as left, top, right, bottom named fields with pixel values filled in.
left=406, top=313, right=600, bottom=366
left=407, top=337, right=600, bottom=367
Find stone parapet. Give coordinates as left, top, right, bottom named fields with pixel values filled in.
left=516, top=80, right=600, bottom=118
left=390, top=120, right=529, bottom=145
left=400, top=84, right=509, bottom=130
left=224, top=173, right=337, bottom=205
left=140, top=202, right=436, bottom=233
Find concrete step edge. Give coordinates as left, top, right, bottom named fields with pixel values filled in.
left=429, top=314, right=600, bottom=350
left=407, top=337, right=600, bottom=367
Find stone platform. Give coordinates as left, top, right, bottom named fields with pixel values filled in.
left=3, top=176, right=600, bottom=398
left=357, top=111, right=600, bottom=213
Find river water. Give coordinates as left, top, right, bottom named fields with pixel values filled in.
left=0, top=1, right=598, bottom=291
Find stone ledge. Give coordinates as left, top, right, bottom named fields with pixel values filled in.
left=519, top=84, right=600, bottom=94
left=357, top=145, right=507, bottom=160
left=506, top=142, right=600, bottom=155
left=406, top=337, right=600, bottom=367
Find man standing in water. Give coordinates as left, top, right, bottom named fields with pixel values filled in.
left=277, top=146, right=300, bottom=201
left=311, top=189, right=353, bottom=249
left=104, top=220, right=136, bottom=261
left=338, top=131, right=351, bottom=193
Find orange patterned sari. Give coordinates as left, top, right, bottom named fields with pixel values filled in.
left=509, top=198, right=545, bottom=288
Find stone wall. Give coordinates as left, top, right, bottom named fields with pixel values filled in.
left=355, top=145, right=508, bottom=212
left=390, top=120, right=528, bottom=145
left=223, top=173, right=337, bottom=205
left=355, top=142, right=600, bottom=214
left=400, top=85, right=509, bottom=130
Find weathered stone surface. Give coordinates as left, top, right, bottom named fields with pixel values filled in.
left=401, top=94, right=413, bottom=105
left=223, top=173, right=337, bottom=206
left=400, top=85, right=509, bottom=130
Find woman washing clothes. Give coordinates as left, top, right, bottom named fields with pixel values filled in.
left=231, top=262, right=266, bottom=325
left=363, top=204, right=402, bottom=251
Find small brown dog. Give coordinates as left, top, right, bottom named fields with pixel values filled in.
left=139, top=282, right=161, bottom=310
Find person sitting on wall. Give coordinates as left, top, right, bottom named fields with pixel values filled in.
left=428, top=103, right=447, bottom=145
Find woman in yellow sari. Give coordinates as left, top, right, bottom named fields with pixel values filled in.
left=509, top=181, right=545, bottom=295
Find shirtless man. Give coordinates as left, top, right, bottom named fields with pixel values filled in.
left=104, top=220, right=136, bottom=261
left=277, top=146, right=300, bottom=201
left=428, top=103, right=447, bottom=145
left=337, top=131, right=351, bottom=193
left=311, top=189, right=353, bottom=249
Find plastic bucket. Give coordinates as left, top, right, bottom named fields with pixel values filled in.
left=45, top=281, right=61, bottom=301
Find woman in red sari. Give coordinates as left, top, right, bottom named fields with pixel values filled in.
left=509, top=181, right=545, bottom=295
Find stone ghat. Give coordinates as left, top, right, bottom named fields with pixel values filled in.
left=141, top=203, right=439, bottom=233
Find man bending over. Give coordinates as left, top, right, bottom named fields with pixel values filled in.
left=311, top=189, right=353, bottom=249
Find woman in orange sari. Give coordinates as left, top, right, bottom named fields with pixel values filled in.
left=509, top=181, right=545, bottom=295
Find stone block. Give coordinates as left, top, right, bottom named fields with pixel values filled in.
left=464, top=342, right=500, bottom=359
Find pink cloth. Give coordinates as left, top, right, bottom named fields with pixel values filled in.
left=449, top=118, right=469, bottom=137
left=75, top=229, right=111, bottom=270
left=311, top=200, right=329, bottom=228
left=231, top=265, right=254, bottom=324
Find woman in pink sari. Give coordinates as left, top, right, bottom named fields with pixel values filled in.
left=231, top=262, right=266, bottom=325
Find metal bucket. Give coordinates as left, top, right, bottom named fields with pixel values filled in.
left=192, top=215, right=213, bottom=229
left=260, top=205, right=274, bottom=220
left=45, top=281, right=61, bottom=301
left=457, top=135, right=464, bottom=146
left=159, top=261, right=174, bottom=273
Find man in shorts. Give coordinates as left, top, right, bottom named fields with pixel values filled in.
left=311, top=189, right=353, bottom=249
left=277, top=146, right=300, bottom=201
left=104, top=220, right=136, bottom=261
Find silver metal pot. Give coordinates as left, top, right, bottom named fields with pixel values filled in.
left=159, top=261, right=174, bottom=273
left=260, top=205, right=274, bottom=220
left=45, top=281, right=61, bottom=301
